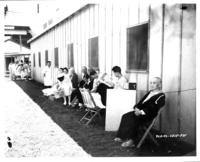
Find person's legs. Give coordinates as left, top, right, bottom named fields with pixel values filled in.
left=63, top=96, right=67, bottom=105
left=96, top=83, right=112, bottom=106
left=68, top=95, right=71, bottom=105
left=116, top=111, right=135, bottom=140
left=116, top=111, right=144, bottom=144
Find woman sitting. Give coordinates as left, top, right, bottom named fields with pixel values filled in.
left=42, top=68, right=66, bottom=103
left=114, top=77, right=165, bottom=147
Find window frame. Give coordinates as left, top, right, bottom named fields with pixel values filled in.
left=45, top=50, right=48, bottom=65
left=67, top=43, right=74, bottom=67
left=88, top=36, right=99, bottom=69
left=54, top=47, right=59, bottom=68
left=33, top=53, right=35, bottom=67
left=126, top=22, right=149, bottom=73
left=38, top=52, right=41, bottom=67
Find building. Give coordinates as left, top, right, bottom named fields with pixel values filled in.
left=4, top=25, right=32, bottom=76
left=28, top=3, right=196, bottom=146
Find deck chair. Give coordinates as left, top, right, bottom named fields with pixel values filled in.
left=136, top=107, right=164, bottom=149
left=79, top=88, right=105, bottom=125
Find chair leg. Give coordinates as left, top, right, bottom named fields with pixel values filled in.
left=136, top=122, right=155, bottom=148
left=137, top=128, right=159, bottom=148
left=80, top=111, right=90, bottom=123
left=148, top=132, right=159, bottom=146
left=86, top=111, right=99, bottom=125
left=136, top=128, right=150, bottom=148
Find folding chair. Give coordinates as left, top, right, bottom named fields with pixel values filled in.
left=79, top=88, right=105, bottom=125
left=136, top=108, right=163, bottom=149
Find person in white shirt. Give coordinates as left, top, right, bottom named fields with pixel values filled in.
left=96, top=66, right=128, bottom=106
left=110, top=66, right=128, bottom=89
left=42, top=61, right=53, bottom=88
left=8, top=61, right=14, bottom=80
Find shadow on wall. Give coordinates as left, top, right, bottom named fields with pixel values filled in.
left=150, top=4, right=196, bottom=39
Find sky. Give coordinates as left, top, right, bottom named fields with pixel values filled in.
left=2, top=0, right=84, bottom=35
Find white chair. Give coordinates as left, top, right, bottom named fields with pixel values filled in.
left=79, top=88, right=105, bottom=125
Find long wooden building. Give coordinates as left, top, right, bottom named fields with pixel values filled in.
left=28, top=3, right=196, bottom=145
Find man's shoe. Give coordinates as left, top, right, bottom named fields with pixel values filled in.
left=121, top=139, right=135, bottom=147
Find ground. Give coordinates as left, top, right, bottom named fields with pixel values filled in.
left=3, top=78, right=90, bottom=157
left=3, top=78, right=196, bottom=157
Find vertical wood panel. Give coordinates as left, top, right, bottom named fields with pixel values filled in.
left=85, top=8, right=89, bottom=67
left=94, top=4, right=99, bottom=37
left=112, top=3, right=120, bottom=67
left=105, top=3, right=113, bottom=74
left=80, top=10, right=85, bottom=70
left=75, top=15, right=79, bottom=71
left=119, top=3, right=128, bottom=73
left=66, top=20, right=70, bottom=67
left=60, top=24, right=63, bottom=67
left=139, top=2, right=149, bottom=23
left=99, top=3, right=106, bottom=73
left=128, top=3, right=139, bottom=27
left=162, top=4, right=181, bottom=92
left=162, top=93, right=179, bottom=134
left=180, top=5, right=196, bottom=145
left=162, top=4, right=182, bottom=135
left=181, top=6, right=196, bottom=90
left=77, top=12, right=81, bottom=72
left=149, top=4, right=163, bottom=79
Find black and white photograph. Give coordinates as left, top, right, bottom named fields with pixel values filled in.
left=0, top=0, right=198, bottom=161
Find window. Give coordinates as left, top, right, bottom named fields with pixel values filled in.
left=67, top=43, right=74, bottom=67
left=88, top=36, right=99, bottom=68
left=127, top=23, right=148, bottom=71
left=33, top=53, right=35, bottom=67
left=54, top=47, right=59, bottom=67
left=45, top=50, right=48, bottom=65
left=38, top=52, right=41, bottom=67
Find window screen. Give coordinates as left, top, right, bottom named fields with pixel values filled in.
left=54, top=47, right=59, bottom=68
left=67, top=43, right=74, bottom=67
left=88, top=37, right=99, bottom=68
left=127, top=23, right=148, bottom=71
left=45, top=50, right=48, bottom=65
left=38, top=52, right=41, bottom=67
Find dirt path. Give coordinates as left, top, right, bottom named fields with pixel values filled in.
left=2, top=79, right=90, bottom=157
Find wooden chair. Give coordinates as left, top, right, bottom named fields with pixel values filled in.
left=136, top=108, right=164, bottom=149
left=79, top=88, right=105, bottom=125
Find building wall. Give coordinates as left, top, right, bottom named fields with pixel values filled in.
left=149, top=4, right=196, bottom=144
left=30, top=3, right=196, bottom=145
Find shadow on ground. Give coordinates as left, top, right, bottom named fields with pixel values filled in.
left=14, top=80, right=196, bottom=157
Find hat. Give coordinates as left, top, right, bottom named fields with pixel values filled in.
left=57, top=73, right=64, bottom=82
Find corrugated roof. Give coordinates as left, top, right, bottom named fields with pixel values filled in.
left=28, top=4, right=94, bottom=44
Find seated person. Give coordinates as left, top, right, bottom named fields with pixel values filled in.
left=69, top=67, right=79, bottom=90
left=84, top=69, right=97, bottom=91
left=114, top=77, right=165, bottom=147
left=79, top=66, right=89, bottom=88
left=42, top=68, right=65, bottom=101
left=96, top=66, right=128, bottom=106
left=70, top=66, right=89, bottom=107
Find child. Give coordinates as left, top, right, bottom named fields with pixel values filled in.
left=62, top=68, right=73, bottom=105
